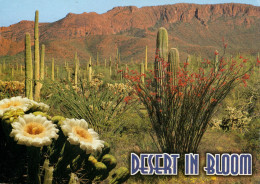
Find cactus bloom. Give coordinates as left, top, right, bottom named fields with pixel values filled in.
left=0, top=96, right=33, bottom=117
left=10, top=114, right=59, bottom=147
left=61, top=118, right=104, bottom=154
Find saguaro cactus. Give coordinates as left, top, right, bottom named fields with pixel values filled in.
left=109, top=56, right=112, bottom=77
left=168, top=48, right=179, bottom=85
left=34, top=10, right=41, bottom=101
left=154, top=27, right=168, bottom=98
left=214, top=50, right=219, bottom=73
left=145, top=45, right=148, bottom=71
left=74, top=52, right=78, bottom=86
left=140, top=63, right=145, bottom=84
left=51, top=58, right=55, bottom=81
left=88, top=57, right=92, bottom=82
left=25, top=33, right=33, bottom=100
left=96, top=52, right=99, bottom=66
left=40, top=44, right=45, bottom=80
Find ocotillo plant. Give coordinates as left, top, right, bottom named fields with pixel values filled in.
left=168, top=48, right=179, bottom=85
left=34, top=10, right=41, bottom=101
left=154, top=27, right=168, bottom=99
left=51, top=58, right=55, bottom=81
left=145, top=45, right=148, bottom=71
left=25, top=33, right=33, bottom=100
left=40, top=44, right=45, bottom=80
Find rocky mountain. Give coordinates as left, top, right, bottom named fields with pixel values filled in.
left=0, top=3, right=259, bottom=64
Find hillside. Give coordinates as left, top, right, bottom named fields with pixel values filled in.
left=0, top=3, right=259, bottom=64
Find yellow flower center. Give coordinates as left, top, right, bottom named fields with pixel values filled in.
left=73, top=126, right=93, bottom=143
left=24, top=122, right=45, bottom=137
left=0, top=101, right=22, bottom=109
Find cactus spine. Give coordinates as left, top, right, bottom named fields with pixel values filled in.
left=34, top=10, right=41, bottom=101
left=168, top=48, right=179, bottom=85
left=155, top=27, right=168, bottom=98
left=51, top=58, right=55, bottom=81
left=40, top=44, right=45, bottom=80
left=145, top=45, right=148, bottom=71
left=25, top=33, right=33, bottom=100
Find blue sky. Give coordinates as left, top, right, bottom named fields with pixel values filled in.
left=0, top=0, right=259, bottom=27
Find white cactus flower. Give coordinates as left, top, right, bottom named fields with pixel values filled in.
left=61, top=118, right=104, bottom=154
left=10, top=114, right=59, bottom=147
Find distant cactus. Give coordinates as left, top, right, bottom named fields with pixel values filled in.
left=214, top=50, right=219, bottom=73
left=104, top=58, right=107, bottom=68
left=74, top=52, right=78, bottom=85
left=3, top=60, right=6, bottom=71
left=40, top=44, right=45, bottom=80
left=0, top=64, right=2, bottom=74
left=145, top=45, right=148, bottom=71
left=140, top=62, right=145, bottom=84
left=96, top=52, right=99, bottom=66
left=56, top=66, right=59, bottom=79
left=88, top=57, right=92, bottom=82
left=25, top=33, right=33, bottom=100
left=51, top=58, right=55, bottom=81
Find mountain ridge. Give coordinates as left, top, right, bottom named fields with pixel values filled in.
left=0, top=3, right=259, bottom=63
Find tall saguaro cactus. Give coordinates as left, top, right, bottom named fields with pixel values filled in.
left=25, top=33, right=33, bottom=100
left=88, top=57, right=92, bottom=82
left=51, top=58, right=55, bottom=81
left=140, top=63, right=145, bottom=84
left=40, top=44, right=45, bottom=80
left=34, top=10, right=41, bottom=101
left=154, top=27, right=168, bottom=98
left=74, top=52, right=78, bottom=86
left=168, top=48, right=179, bottom=85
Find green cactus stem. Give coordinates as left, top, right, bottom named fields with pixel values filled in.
left=74, top=52, right=78, bottom=86
left=40, top=44, right=45, bottom=80
left=20, top=64, right=23, bottom=74
left=145, top=45, right=148, bottom=71
left=168, top=48, right=179, bottom=85
left=43, top=159, right=53, bottom=184
left=68, top=173, right=80, bottom=184
left=25, top=33, right=33, bottom=100
left=56, top=66, right=59, bottom=79
left=51, top=58, right=55, bottom=81
left=154, top=27, right=168, bottom=99
left=140, top=62, right=145, bottom=84
left=0, top=64, right=2, bottom=74
left=104, top=58, right=107, bottom=68
left=109, top=167, right=130, bottom=184
left=214, top=50, right=219, bottom=73
left=11, top=67, right=14, bottom=79
left=88, top=57, right=92, bottom=82
left=96, top=52, right=99, bottom=66
left=101, top=154, right=117, bottom=171
left=68, top=68, right=71, bottom=81
left=27, top=146, right=41, bottom=184
left=34, top=10, right=41, bottom=101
